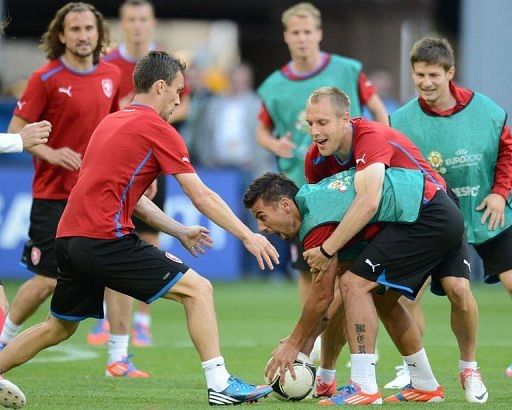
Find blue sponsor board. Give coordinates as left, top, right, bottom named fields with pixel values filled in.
left=0, top=167, right=243, bottom=281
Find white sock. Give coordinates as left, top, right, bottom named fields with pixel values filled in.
left=317, top=367, right=336, bottom=384
left=0, top=315, right=22, bottom=344
left=133, top=312, right=151, bottom=328
left=108, top=334, right=129, bottom=363
left=459, top=360, right=477, bottom=372
left=403, top=348, right=439, bottom=391
left=350, top=354, right=378, bottom=394
left=202, top=356, right=230, bottom=392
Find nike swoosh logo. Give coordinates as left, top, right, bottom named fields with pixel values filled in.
left=475, top=391, right=487, bottom=401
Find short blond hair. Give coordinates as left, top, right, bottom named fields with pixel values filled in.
left=307, top=87, right=351, bottom=116
left=282, top=2, right=322, bottom=30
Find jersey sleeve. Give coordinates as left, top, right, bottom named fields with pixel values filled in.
left=353, top=124, right=393, bottom=170
left=13, top=72, right=48, bottom=122
left=258, top=103, right=274, bottom=129
left=358, top=72, right=376, bottom=106
left=492, top=124, right=512, bottom=198
left=153, top=125, right=196, bottom=175
left=303, top=224, right=336, bottom=250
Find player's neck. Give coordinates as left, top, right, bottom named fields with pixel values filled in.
left=426, top=91, right=457, bottom=112
left=291, top=50, right=322, bottom=73
left=334, top=125, right=353, bottom=159
left=124, top=41, right=154, bottom=60
left=60, top=53, right=94, bottom=72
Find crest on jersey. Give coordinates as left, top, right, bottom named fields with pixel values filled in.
left=31, top=246, right=42, bottom=266
left=427, top=151, right=446, bottom=174
left=165, top=252, right=182, bottom=264
left=101, top=79, right=114, bottom=98
left=327, top=175, right=352, bottom=192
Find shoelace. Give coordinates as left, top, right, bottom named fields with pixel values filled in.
left=227, top=376, right=255, bottom=391
left=336, top=384, right=357, bottom=396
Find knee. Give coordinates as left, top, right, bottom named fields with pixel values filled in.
left=47, top=318, right=77, bottom=344
left=33, top=277, right=57, bottom=299
left=339, top=272, right=370, bottom=296
left=445, top=279, right=472, bottom=311
left=195, top=276, right=214, bottom=300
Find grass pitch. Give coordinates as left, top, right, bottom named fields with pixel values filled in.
left=2, top=279, right=511, bottom=408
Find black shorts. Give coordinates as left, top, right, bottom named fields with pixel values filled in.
left=350, top=190, right=470, bottom=300
left=290, top=238, right=309, bottom=271
left=52, top=234, right=189, bottom=321
left=21, top=199, right=67, bottom=278
left=475, top=225, right=512, bottom=284
left=132, top=175, right=167, bottom=234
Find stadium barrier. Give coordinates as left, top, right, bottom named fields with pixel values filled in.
left=0, top=167, right=244, bottom=281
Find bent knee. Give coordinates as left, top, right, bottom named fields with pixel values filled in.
left=48, top=317, right=78, bottom=343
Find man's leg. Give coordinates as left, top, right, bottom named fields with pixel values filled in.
left=131, top=230, right=157, bottom=347
left=164, top=269, right=272, bottom=405
left=440, top=276, right=487, bottom=403
left=0, top=275, right=56, bottom=346
left=383, top=279, right=430, bottom=389
left=0, top=316, right=78, bottom=374
left=104, top=289, right=149, bottom=378
left=314, top=274, right=347, bottom=398
left=499, top=271, right=512, bottom=377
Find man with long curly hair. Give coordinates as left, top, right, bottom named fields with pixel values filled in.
left=0, top=2, right=147, bottom=379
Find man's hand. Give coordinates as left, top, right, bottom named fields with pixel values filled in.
left=45, top=147, right=82, bottom=171
left=271, top=132, right=295, bottom=158
left=303, top=246, right=332, bottom=274
left=242, top=233, right=279, bottom=270
left=476, top=193, right=506, bottom=230
left=19, top=121, right=51, bottom=149
left=178, top=226, right=213, bottom=257
left=265, top=342, right=299, bottom=382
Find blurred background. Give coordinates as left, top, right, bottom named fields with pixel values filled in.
left=0, top=0, right=510, bottom=281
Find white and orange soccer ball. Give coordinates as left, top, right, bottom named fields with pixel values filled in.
left=265, top=352, right=316, bottom=401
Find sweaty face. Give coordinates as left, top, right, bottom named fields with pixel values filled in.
left=161, top=71, right=185, bottom=121
left=120, top=4, right=155, bottom=46
left=59, top=11, right=99, bottom=59
left=306, top=97, right=348, bottom=156
left=412, top=62, right=454, bottom=108
left=283, top=15, right=322, bottom=60
left=251, top=197, right=299, bottom=241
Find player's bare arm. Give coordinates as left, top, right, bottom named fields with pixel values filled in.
left=265, top=257, right=338, bottom=381
left=365, top=93, right=389, bottom=125
left=9, top=115, right=81, bottom=171
left=304, top=162, right=385, bottom=274
left=134, top=194, right=212, bottom=256
left=175, top=172, right=280, bottom=270
left=256, top=120, right=295, bottom=158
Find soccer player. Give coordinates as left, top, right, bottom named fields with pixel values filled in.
left=303, top=86, right=488, bottom=403
left=0, top=50, right=277, bottom=408
left=256, top=2, right=388, bottom=394
left=86, top=0, right=178, bottom=349
left=0, top=2, right=151, bottom=378
left=387, top=37, right=507, bottom=397
left=244, top=168, right=460, bottom=404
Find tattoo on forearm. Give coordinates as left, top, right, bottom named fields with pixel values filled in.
left=355, top=323, right=366, bottom=353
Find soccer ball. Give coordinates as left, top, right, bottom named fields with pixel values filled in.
left=265, top=352, right=316, bottom=401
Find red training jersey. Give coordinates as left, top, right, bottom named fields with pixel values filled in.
left=258, top=52, right=376, bottom=129
left=418, top=82, right=512, bottom=199
left=14, top=59, right=121, bottom=199
left=305, top=118, right=446, bottom=201
left=57, top=104, right=195, bottom=240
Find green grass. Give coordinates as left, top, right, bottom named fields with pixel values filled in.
left=2, top=280, right=511, bottom=408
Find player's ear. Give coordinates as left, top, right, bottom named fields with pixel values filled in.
left=447, top=66, right=455, bottom=81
